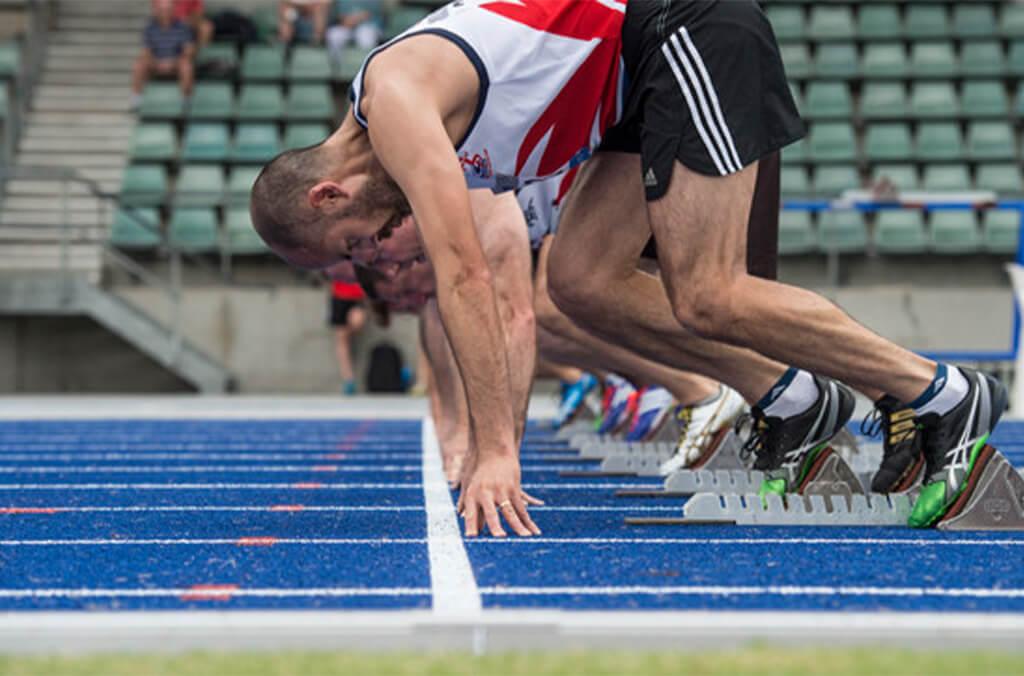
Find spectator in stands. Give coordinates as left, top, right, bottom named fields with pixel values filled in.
left=326, top=0, right=384, bottom=59
left=326, top=262, right=368, bottom=395
left=279, top=0, right=330, bottom=45
left=173, top=0, right=214, bottom=48
left=132, top=0, right=195, bottom=110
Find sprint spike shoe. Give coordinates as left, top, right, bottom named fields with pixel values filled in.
left=908, top=367, right=1008, bottom=528
left=598, top=376, right=638, bottom=436
left=862, top=395, right=926, bottom=494
left=659, top=387, right=747, bottom=475
left=552, top=373, right=598, bottom=430
left=625, top=386, right=676, bottom=442
left=745, top=376, right=856, bottom=501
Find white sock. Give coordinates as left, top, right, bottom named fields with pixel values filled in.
left=912, top=365, right=969, bottom=417
left=761, top=369, right=819, bottom=419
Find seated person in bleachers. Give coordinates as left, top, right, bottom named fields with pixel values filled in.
left=278, top=0, right=330, bottom=45
left=326, top=0, right=383, bottom=57
left=173, top=0, right=214, bottom=48
left=132, top=0, right=195, bottom=110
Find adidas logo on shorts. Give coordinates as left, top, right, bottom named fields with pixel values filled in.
left=644, top=168, right=658, bottom=188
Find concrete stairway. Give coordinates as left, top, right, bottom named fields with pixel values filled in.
left=1, top=0, right=145, bottom=278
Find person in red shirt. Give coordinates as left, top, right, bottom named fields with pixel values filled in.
left=173, top=0, right=213, bottom=47
left=327, top=265, right=367, bottom=395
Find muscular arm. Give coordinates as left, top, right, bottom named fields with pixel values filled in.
left=470, top=190, right=536, bottom=447
left=363, top=48, right=537, bottom=536
left=420, top=298, right=471, bottom=486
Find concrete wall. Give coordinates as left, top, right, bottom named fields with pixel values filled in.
left=0, top=280, right=1013, bottom=393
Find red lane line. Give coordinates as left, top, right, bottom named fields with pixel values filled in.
left=0, top=507, right=58, bottom=514
left=292, top=482, right=324, bottom=489
left=236, top=536, right=278, bottom=547
left=269, top=504, right=305, bottom=512
left=180, top=584, right=238, bottom=601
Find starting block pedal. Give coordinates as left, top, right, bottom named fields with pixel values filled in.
left=938, top=445, right=1024, bottom=531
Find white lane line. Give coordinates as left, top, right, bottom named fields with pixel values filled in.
left=0, top=454, right=425, bottom=462
left=0, top=505, right=682, bottom=514
left=3, top=536, right=1023, bottom=547
left=478, top=585, right=1024, bottom=599
left=0, top=483, right=652, bottom=490
left=0, top=584, right=1021, bottom=600
left=421, top=418, right=481, bottom=618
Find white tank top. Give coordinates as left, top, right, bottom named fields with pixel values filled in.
left=350, top=0, right=627, bottom=192
left=516, top=169, right=578, bottom=250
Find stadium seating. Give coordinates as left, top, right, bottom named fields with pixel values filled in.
left=931, top=211, right=981, bottom=254
left=818, top=211, right=868, bottom=253
left=875, top=211, right=928, bottom=254
left=120, top=165, right=169, bottom=207
left=110, top=208, right=162, bottom=249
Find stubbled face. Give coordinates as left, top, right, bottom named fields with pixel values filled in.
left=353, top=215, right=427, bottom=279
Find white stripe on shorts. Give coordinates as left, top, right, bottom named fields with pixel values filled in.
left=660, top=41, right=730, bottom=175
left=676, top=26, right=743, bottom=170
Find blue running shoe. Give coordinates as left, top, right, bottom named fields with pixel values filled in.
left=625, top=386, right=676, bottom=442
left=598, top=375, right=637, bottom=435
left=553, top=373, right=598, bottom=429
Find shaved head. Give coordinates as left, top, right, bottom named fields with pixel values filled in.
left=250, top=143, right=335, bottom=252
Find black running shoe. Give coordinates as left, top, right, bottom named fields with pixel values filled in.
left=740, top=375, right=856, bottom=499
left=908, top=367, right=1008, bottom=528
left=862, top=395, right=926, bottom=494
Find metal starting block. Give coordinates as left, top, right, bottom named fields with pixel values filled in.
left=615, top=428, right=752, bottom=498
left=937, top=446, right=1024, bottom=531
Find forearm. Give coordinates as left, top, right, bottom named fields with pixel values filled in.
left=421, top=300, right=469, bottom=446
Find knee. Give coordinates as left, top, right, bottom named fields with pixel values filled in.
left=669, top=279, right=741, bottom=342
left=546, top=254, right=602, bottom=324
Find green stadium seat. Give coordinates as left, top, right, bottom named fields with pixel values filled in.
left=861, top=43, right=908, bottom=79
left=283, top=123, right=329, bottom=150
left=781, top=137, right=807, bottom=164
left=189, top=82, right=234, bottom=120
left=872, top=164, right=919, bottom=191
left=960, top=41, right=1005, bottom=78
left=140, top=83, right=184, bottom=118
left=129, top=123, right=176, bottom=162
left=804, top=81, right=852, bottom=119
left=1015, top=83, right=1024, bottom=116
left=174, top=165, right=225, bottom=207
left=818, top=211, right=868, bottom=253
left=910, top=42, right=957, bottom=78
left=196, top=43, right=239, bottom=72
left=236, top=84, right=284, bottom=120
left=904, top=5, right=949, bottom=40
left=181, top=123, right=229, bottom=162
left=815, top=43, right=858, bottom=79
left=975, top=163, right=1024, bottom=195
left=385, top=6, right=430, bottom=40
left=859, top=82, right=907, bottom=119
left=0, top=86, right=8, bottom=120
left=232, top=123, right=280, bottom=162
left=1003, top=4, right=1024, bottom=38
left=864, top=124, right=913, bottom=161
left=250, top=6, right=279, bottom=42
left=110, top=208, right=161, bottom=249
left=922, top=164, right=970, bottom=191
left=961, top=81, right=1007, bottom=118
left=0, top=42, right=20, bottom=79
left=227, top=166, right=261, bottom=205
left=909, top=81, right=958, bottom=119
left=766, top=5, right=804, bottom=41
left=1010, top=41, right=1024, bottom=77
left=916, top=123, right=963, bottom=162
left=241, top=45, right=285, bottom=80
left=983, top=211, right=1019, bottom=254
left=778, top=211, right=815, bottom=255
left=968, top=122, right=1017, bottom=162
left=875, top=210, right=927, bottom=254
left=289, top=46, right=331, bottom=82
left=808, top=122, right=857, bottom=162
left=952, top=4, right=996, bottom=39
left=225, top=207, right=269, bottom=254
left=120, top=165, right=168, bottom=207
left=930, top=211, right=980, bottom=254
left=808, top=6, right=854, bottom=40
left=285, top=84, right=333, bottom=121
left=169, top=207, right=219, bottom=252
left=781, top=166, right=810, bottom=196
left=813, top=165, right=860, bottom=196
left=780, top=43, right=812, bottom=79
left=857, top=4, right=902, bottom=41
left=333, top=46, right=371, bottom=83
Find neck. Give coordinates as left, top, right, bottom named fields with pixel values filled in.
left=326, top=113, right=377, bottom=176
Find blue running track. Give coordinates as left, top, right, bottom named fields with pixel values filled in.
left=1, top=417, right=1023, bottom=614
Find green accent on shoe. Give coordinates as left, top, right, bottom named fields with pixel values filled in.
left=907, top=432, right=991, bottom=528
left=794, top=443, right=829, bottom=487
left=593, top=415, right=604, bottom=432
left=758, top=477, right=788, bottom=507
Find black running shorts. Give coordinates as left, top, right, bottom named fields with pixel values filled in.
left=603, top=0, right=805, bottom=201
left=329, top=297, right=361, bottom=326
